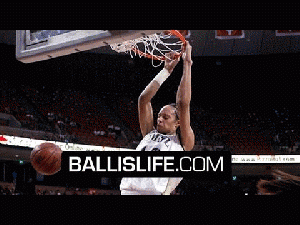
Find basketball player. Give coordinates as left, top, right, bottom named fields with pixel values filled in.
left=120, top=41, right=194, bottom=195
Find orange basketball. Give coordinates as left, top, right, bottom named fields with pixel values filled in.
left=30, top=142, right=62, bottom=175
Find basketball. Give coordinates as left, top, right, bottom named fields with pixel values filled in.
left=30, top=142, right=62, bottom=175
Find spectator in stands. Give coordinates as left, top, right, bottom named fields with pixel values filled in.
left=57, top=120, right=66, bottom=135
left=0, top=185, right=4, bottom=195
left=107, top=124, right=116, bottom=139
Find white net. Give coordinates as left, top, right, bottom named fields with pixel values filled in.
left=110, top=31, right=185, bottom=67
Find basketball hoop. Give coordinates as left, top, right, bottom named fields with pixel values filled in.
left=110, top=30, right=187, bottom=67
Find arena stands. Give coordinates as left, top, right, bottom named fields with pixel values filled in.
left=1, top=80, right=300, bottom=153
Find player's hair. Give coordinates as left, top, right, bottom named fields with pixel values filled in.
left=257, top=170, right=300, bottom=195
left=169, top=103, right=179, bottom=120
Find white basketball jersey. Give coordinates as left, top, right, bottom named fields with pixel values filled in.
left=120, top=130, right=184, bottom=195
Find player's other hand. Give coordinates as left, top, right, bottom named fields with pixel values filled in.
left=182, top=41, right=193, bottom=66
left=164, top=51, right=180, bottom=74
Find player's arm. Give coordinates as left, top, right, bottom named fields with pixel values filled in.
left=176, top=41, right=195, bottom=151
left=138, top=54, right=180, bottom=137
left=138, top=81, right=159, bottom=137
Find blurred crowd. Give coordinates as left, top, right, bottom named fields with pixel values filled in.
left=1, top=82, right=300, bottom=154
left=192, top=106, right=300, bottom=154
left=0, top=184, right=120, bottom=195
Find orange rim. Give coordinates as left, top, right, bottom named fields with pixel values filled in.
left=131, top=30, right=187, bottom=61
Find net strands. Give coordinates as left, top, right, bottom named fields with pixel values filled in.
left=110, top=31, right=185, bottom=67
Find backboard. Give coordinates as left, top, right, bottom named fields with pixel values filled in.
left=16, top=30, right=164, bottom=63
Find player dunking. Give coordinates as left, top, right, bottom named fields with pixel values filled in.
left=120, top=41, right=195, bottom=195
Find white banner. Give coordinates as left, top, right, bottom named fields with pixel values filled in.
left=231, top=155, right=300, bottom=163
left=0, top=135, right=135, bottom=152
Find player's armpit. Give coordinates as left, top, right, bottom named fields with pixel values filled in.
left=177, top=103, right=195, bottom=151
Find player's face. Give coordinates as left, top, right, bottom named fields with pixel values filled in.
left=157, top=105, right=180, bottom=135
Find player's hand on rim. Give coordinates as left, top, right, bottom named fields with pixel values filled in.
left=164, top=51, right=180, bottom=74
left=182, top=41, right=193, bottom=66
